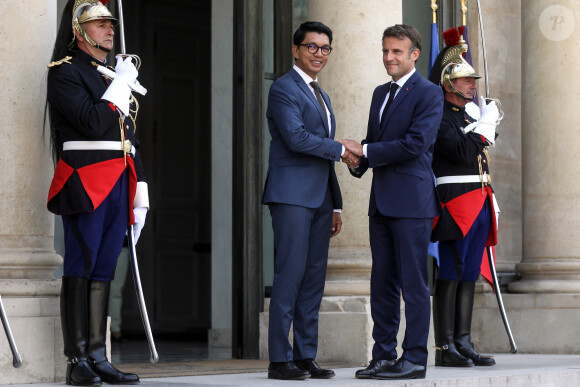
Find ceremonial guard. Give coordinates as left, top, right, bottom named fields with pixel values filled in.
left=429, top=27, right=500, bottom=368
left=46, top=0, right=147, bottom=384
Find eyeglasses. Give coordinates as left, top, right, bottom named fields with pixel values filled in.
left=299, top=43, right=333, bottom=56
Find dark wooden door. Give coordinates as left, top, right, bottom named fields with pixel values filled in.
left=121, top=0, right=211, bottom=337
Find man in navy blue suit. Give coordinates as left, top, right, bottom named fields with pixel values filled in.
left=262, top=21, right=356, bottom=380
left=341, top=24, right=444, bottom=380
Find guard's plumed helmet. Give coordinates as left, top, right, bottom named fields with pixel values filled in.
left=429, top=27, right=481, bottom=101
left=71, top=0, right=118, bottom=52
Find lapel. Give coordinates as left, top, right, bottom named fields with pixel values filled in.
left=291, top=69, right=331, bottom=137
left=379, top=71, right=419, bottom=136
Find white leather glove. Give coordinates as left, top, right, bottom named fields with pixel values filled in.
left=479, top=96, right=500, bottom=124
left=464, top=96, right=498, bottom=145
left=132, top=207, right=148, bottom=244
left=464, top=101, right=480, bottom=120
left=101, top=56, right=138, bottom=115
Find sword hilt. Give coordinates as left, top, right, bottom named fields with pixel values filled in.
left=97, top=66, right=148, bottom=96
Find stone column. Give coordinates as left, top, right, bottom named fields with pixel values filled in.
left=462, top=0, right=526, bottom=354
left=467, top=0, right=523, bottom=273
left=510, top=1, right=580, bottom=294
left=466, top=1, right=580, bottom=356
left=311, top=0, right=398, bottom=297
left=309, top=0, right=412, bottom=364
left=0, top=0, right=64, bottom=383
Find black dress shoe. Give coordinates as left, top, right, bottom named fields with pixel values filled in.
left=268, top=361, right=310, bottom=380
left=355, top=359, right=396, bottom=379
left=374, top=358, right=426, bottom=380
left=91, top=360, right=139, bottom=384
left=294, top=359, right=335, bottom=379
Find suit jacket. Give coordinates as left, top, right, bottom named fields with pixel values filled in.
left=351, top=70, right=443, bottom=218
left=262, top=68, right=342, bottom=209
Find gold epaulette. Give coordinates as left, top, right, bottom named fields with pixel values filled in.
left=47, top=56, right=73, bottom=68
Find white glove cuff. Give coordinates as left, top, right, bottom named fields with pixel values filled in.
left=134, top=182, right=150, bottom=209
left=473, top=123, right=497, bottom=145
left=463, top=122, right=478, bottom=134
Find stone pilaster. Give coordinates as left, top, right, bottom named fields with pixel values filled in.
left=307, top=0, right=439, bottom=365
left=310, top=0, right=393, bottom=298
left=467, top=0, right=523, bottom=273
left=307, top=0, right=401, bottom=364
left=0, top=0, right=64, bottom=383
left=510, top=0, right=580, bottom=294
left=460, top=1, right=580, bottom=356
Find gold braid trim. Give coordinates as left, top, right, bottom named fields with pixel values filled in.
left=478, top=147, right=491, bottom=194
left=47, top=56, right=73, bottom=68
left=483, top=147, right=490, bottom=165
left=128, top=94, right=139, bottom=133
left=119, top=118, right=127, bottom=165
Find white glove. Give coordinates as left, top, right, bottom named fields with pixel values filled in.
left=479, top=96, right=500, bottom=124
left=101, top=56, right=138, bottom=115
left=464, top=101, right=480, bottom=120
left=132, top=207, right=148, bottom=244
left=463, top=96, right=498, bottom=145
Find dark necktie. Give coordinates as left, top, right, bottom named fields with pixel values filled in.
left=310, top=81, right=327, bottom=113
left=380, top=82, right=399, bottom=125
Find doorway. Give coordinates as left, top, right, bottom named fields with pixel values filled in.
left=119, top=0, right=212, bottom=345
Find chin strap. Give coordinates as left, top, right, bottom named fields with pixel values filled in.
left=82, top=31, right=112, bottom=53
left=453, top=89, right=473, bottom=102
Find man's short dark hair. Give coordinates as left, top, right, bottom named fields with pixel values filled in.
left=293, top=21, right=333, bottom=46
left=383, top=24, right=422, bottom=52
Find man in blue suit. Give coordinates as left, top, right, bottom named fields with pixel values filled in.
left=262, top=21, right=355, bottom=380
left=342, top=24, right=444, bottom=380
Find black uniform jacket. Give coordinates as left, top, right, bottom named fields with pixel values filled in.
left=431, top=99, right=496, bottom=244
left=47, top=50, right=146, bottom=217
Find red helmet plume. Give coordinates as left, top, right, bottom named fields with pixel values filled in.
left=442, top=27, right=460, bottom=47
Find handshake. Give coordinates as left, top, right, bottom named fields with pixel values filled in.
left=338, top=139, right=363, bottom=169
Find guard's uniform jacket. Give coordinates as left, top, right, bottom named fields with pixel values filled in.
left=46, top=50, right=145, bottom=224
left=431, top=99, right=497, bottom=247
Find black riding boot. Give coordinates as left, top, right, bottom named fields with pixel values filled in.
left=454, top=281, right=496, bottom=366
left=88, top=280, right=140, bottom=384
left=61, top=277, right=102, bottom=386
left=433, top=279, right=474, bottom=367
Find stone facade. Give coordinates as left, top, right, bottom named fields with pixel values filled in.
left=0, top=0, right=65, bottom=384
left=3, top=0, right=580, bottom=384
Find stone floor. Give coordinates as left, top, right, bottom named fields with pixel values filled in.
left=3, top=350, right=580, bottom=386
left=110, top=338, right=231, bottom=364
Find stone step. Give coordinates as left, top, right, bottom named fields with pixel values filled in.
left=6, top=354, right=579, bottom=386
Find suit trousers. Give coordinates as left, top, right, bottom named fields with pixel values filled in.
left=369, top=214, right=432, bottom=366
left=268, top=186, right=333, bottom=362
